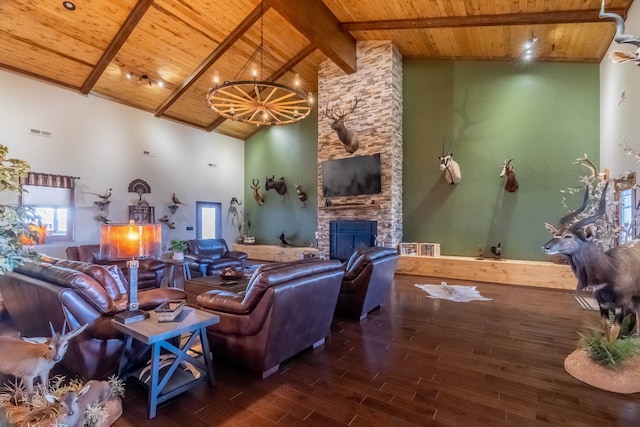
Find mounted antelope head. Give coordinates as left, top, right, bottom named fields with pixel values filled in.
left=322, top=97, right=363, bottom=153
left=437, top=137, right=461, bottom=185
left=295, top=182, right=307, bottom=207
left=251, top=178, right=265, bottom=206
left=265, top=175, right=287, bottom=195
left=600, top=0, right=640, bottom=65
left=500, top=158, right=519, bottom=193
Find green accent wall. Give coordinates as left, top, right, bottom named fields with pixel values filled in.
left=403, top=60, right=599, bottom=260
left=244, top=106, right=319, bottom=247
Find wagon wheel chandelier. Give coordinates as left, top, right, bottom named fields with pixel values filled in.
left=206, top=1, right=313, bottom=126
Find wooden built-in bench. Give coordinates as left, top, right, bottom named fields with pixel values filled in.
left=397, top=255, right=576, bottom=290
left=232, top=244, right=319, bottom=262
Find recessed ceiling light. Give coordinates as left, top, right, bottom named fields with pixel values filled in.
left=62, top=1, right=76, bottom=11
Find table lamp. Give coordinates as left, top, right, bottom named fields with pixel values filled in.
left=100, top=220, right=161, bottom=324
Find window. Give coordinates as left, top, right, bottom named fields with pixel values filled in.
left=196, top=201, right=221, bottom=239
left=20, top=173, right=76, bottom=243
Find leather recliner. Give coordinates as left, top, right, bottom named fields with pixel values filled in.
left=335, top=247, right=399, bottom=320
left=0, top=258, right=186, bottom=380
left=186, top=238, right=247, bottom=276
left=197, top=258, right=344, bottom=378
left=65, top=244, right=165, bottom=289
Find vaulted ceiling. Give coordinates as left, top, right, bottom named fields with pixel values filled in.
left=0, top=0, right=633, bottom=140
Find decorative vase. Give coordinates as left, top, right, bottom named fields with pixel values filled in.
left=172, top=252, right=184, bottom=261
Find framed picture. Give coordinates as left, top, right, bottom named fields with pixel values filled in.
left=128, top=205, right=155, bottom=224
left=419, top=243, right=441, bottom=257
left=398, top=242, right=418, bottom=256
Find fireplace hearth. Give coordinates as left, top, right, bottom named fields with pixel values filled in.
left=330, top=220, right=377, bottom=262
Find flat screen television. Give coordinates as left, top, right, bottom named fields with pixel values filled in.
left=322, top=153, right=382, bottom=197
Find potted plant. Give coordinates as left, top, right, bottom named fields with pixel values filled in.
left=169, top=239, right=188, bottom=261
left=0, top=144, right=41, bottom=274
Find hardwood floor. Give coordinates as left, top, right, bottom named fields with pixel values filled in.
left=105, top=274, right=640, bottom=426
left=2, top=273, right=638, bottom=426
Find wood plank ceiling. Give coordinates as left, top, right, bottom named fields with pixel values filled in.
left=0, top=0, right=633, bottom=140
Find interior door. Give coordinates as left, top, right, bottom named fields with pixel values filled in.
left=196, top=201, right=222, bottom=239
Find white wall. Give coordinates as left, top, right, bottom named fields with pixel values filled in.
left=600, top=0, right=640, bottom=177
left=0, top=69, right=244, bottom=258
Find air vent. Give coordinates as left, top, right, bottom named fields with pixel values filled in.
left=28, top=128, right=53, bottom=138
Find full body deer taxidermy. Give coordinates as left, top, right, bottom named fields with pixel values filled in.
left=0, top=322, right=88, bottom=400
left=500, top=158, right=519, bottom=192
left=542, top=182, right=640, bottom=341
left=295, top=182, right=307, bottom=207
left=600, top=0, right=640, bottom=65
left=50, top=380, right=112, bottom=427
left=437, top=137, right=461, bottom=185
left=251, top=179, right=265, bottom=206
left=265, top=175, right=287, bottom=195
left=322, top=97, right=363, bottom=153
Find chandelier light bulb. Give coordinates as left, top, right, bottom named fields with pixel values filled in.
left=213, top=70, right=220, bottom=85
left=308, top=92, right=314, bottom=105
left=126, top=72, right=132, bottom=79
left=294, top=73, right=300, bottom=87
left=251, top=63, right=258, bottom=79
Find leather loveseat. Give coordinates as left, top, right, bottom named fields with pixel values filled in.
left=0, top=257, right=186, bottom=380
left=197, top=258, right=344, bottom=378
left=335, top=247, right=399, bottom=320
left=65, top=244, right=165, bottom=289
left=186, top=238, right=247, bottom=276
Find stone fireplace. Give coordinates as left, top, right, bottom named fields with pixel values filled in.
left=317, top=41, right=403, bottom=255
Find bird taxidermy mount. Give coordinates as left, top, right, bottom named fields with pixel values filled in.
left=278, top=232, right=290, bottom=247
left=127, top=179, right=151, bottom=206
left=95, top=214, right=110, bottom=223
left=84, top=188, right=112, bottom=209
left=169, top=193, right=185, bottom=214
left=159, top=215, right=175, bottom=229
left=490, top=242, right=503, bottom=260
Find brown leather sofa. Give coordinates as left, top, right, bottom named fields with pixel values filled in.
left=65, top=244, right=165, bottom=289
left=335, top=247, right=399, bottom=320
left=197, top=258, right=344, bottom=378
left=186, top=238, right=247, bottom=276
left=0, top=257, right=186, bottom=380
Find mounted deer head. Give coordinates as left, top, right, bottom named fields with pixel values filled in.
left=500, top=158, right=519, bottom=193
left=322, top=97, right=363, bottom=153
left=600, top=0, right=640, bottom=65
left=265, top=175, right=287, bottom=195
left=251, top=178, right=265, bottom=206
left=437, top=137, right=461, bottom=185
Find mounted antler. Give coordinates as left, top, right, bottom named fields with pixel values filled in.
left=574, top=153, right=598, bottom=180
left=322, top=97, right=363, bottom=153
left=600, top=0, right=640, bottom=64
left=570, top=182, right=609, bottom=231
left=251, top=178, right=265, bottom=206
left=558, top=185, right=590, bottom=226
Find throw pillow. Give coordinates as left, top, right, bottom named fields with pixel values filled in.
left=104, top=264, right=128, bottom=295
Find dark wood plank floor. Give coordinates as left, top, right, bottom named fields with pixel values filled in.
left=5, top=274, right=640, bottom=426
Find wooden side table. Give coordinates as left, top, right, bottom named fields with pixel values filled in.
left=161, top=259, right=191, bottom=289
left=112, top=307, right=219, bottom=419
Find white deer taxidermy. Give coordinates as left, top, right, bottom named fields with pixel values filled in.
left=600, top=0, right=640, bottom=65
left=438, top=137, right=461, bottom=185
left=322, top=97, right=363, bottom=153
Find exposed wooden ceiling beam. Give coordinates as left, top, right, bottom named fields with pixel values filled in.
left=155, top=3, right=268, bottom=117
left=80, top=0, right=154, bottom=95
left=340, top=8, right=628, bottom=32
left=205, top=43, right=317, bottom=133
left=267, top=0, right=356, bottom=74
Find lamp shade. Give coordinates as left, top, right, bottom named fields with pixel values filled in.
left=100, top=221, right=161, bottom=259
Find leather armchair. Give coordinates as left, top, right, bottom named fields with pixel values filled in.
left=0, top=258, right=185, bottom=380
left=197, top=259, right=344, bottom=378
left=65, top=244, right=165, bottom=289
left=336, top=247, right=399, bottom=320
left=186, top=238, right=247, bottom=276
